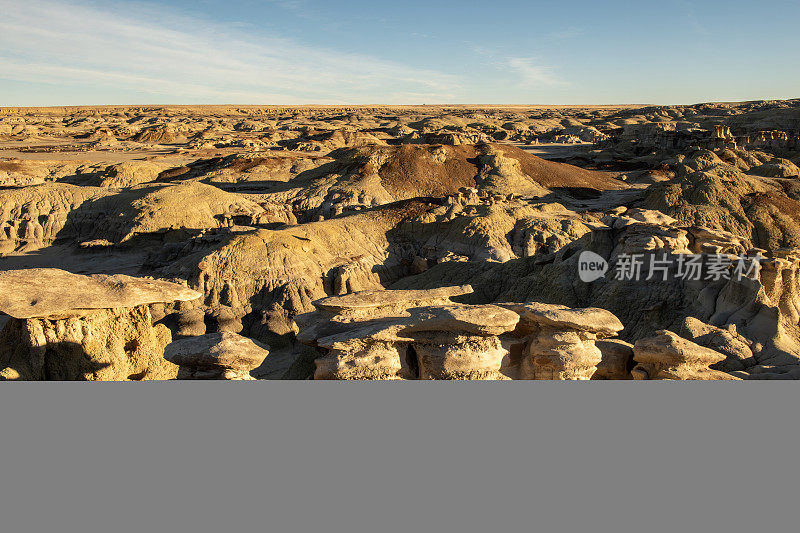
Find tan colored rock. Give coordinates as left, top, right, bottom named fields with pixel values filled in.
left=312, top=285, right=473, bottom=319
left=402, top=304, right=519, bottom=380
left=679, top=317, right=754, bottom=371
left=410, top=331, right=511, bottom=380
left=311, top=318, right=411, bottom=380
left=0, top=269, right=201, bottom=381
left=594, top=339, right=635, bottom=380
left=500, top=302, right=624, bottom=380
left=164, top=332, right=269, bottom=380
left=0, top=306, right=175, bottom=381
left=298, top=286, right=519, bottom=380
left=301, top=289, right=628, bottom=380
left=175, top=301, right=207, bottom=337
left=632, top=330, right=740, bottom=380
left=0, top=268, right=200, bottom=319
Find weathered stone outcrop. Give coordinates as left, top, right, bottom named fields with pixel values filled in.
left=500, top=302, right=624, bottom=380
left=297, top=286, right=521, bottom=380
left=594, top=339, right=635, bottom=379
left=0, top=269, right=200, bottom=380
left=0, top=181, right=294, bottom=253
left=297, top=286, right=627, bottom=380
left=164, top=332, right=269, bottom=380
left=679, top=317, right=755, bottom=371
left=632, top=330, right=740, bottom=380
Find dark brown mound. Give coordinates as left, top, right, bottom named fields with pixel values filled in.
left=222, top=153, right=327, bottom=173
left=491, top=144, right=626, bottom=190
left=342, top=143, right=624, bottom=199
left=375, top=145, right=481, bottom=197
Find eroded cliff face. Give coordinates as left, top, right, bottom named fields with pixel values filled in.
left=2, top=101, right=800, bottom=379
left=0, top=306, right=176, bottom=381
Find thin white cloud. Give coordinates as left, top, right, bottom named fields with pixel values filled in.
left=469, top=46, right=565, bottom=88
left=505, top=57, right=564, bottom=86
left=0, top=0, right=461, bottom=104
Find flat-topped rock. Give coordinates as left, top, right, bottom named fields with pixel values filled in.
left=314, top=318, right=414, bottom=349
left=404, top=304, right=519, bottom=336
left=165, top=332, right=269, bottom=371
left=313, top=285, right=473, bottom=313
left=499, top=302, right=624, bottom=337
left=310, top=304, right=518, bottom=348
left=299, top=289, right=629, bottom=380
left=298, top=286, right=522, bottom=380
left=634, top=330, right=725, bottom=367
left=164, top=332, right=270, bottom=380
left=0, top=268, right=201, bottom=319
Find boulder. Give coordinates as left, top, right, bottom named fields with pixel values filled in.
left=632, top=330, right=740, bottom=380
left=164, top=332, right=269, bottom=380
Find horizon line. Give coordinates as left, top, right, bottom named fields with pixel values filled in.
left=2, top=98, right=799, bottom=111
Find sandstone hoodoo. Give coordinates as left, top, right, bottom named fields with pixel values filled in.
left=1, top=100, right=799, bottom=380
left=296, top=286, right=633, bottom=380
left=0, top=268, right=201, bottom=380
left=164, top=332, right=270, bottom=380
left=499, top=302, right=625, bottom=380
left=296, top=285, right=521, bottom=380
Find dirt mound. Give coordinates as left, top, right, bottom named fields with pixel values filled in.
left=132, top=126, right=187, bottom=144
left=488, top=144, right=625, bottom=190
left=273, top=143, right=626, bottom=218
left=375, top=144, right=481, bottom=197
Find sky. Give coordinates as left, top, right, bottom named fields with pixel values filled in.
left=1, top=0, right=798, bottom=106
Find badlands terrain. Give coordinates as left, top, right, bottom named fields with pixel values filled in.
left=1, top=100, right=800, bottom=380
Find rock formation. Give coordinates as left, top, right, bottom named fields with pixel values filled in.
left=0, top=268, right=200, bottom=380
left=164, top=332, right=270, bottom=380
left=594, top=339, right=635, bottom=380
left=499, top=303, right=624, bottom=380
left=632, top=330, right=740, bottom=380
left=296, top=285, right=521, bottom=380
left=297, top=287, right=630, bottom=380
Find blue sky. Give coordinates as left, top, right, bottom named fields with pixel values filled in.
left=1, top=0, right=798, bottom=105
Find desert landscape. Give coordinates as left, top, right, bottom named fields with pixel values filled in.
left=6, top=3, right=800, bottom=533
left=1, top=100, right=800, bottom=380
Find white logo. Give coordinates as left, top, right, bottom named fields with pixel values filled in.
left=578, top=251, right=608, bottom=282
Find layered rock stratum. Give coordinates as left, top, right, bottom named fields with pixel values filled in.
left=2, top=100, right=800, bottom=379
